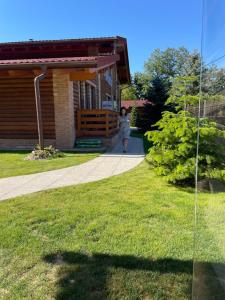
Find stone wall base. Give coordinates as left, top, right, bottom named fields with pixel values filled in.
left=0, top=139, right=56, bottom=150
left=100, top=132, right=120, bottom=150
left=0, top=134, right=120, bottom=151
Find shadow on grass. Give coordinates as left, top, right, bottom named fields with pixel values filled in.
left=193, top=261, right=225, bottom=300
left=44, top=251, right=194, bottom=300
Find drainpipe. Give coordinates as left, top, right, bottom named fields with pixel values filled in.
left=34, top=65, right=47, bottom=149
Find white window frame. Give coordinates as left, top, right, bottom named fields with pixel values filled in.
left=89, top=84, right=92, bottom=109
left=86, top=80, right=96, bottom=88
left=85, top=81, right=97, bottom=109
left=78, top=81, right=81, bottom=108
left=83, top=82, right=86, bottom=109
left=106, top=93, right=111, bottom=101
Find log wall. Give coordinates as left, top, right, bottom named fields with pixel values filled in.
left=0, top=75, right=55, bottom=139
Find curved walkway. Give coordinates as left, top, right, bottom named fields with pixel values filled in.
left=0, top=137, right=145, bottom=201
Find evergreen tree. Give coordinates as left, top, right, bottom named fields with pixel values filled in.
left=130, top=105, right=138, bottom=127
left=147, top=76, right=169, bottom=104
left=138, top=76, right=170, bottom=131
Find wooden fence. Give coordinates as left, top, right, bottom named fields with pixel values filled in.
left=186, top=100, right=225, bottom=125
left=77, top=109, right=119, bottom=137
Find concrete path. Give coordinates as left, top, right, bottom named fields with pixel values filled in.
left=0, top=137, right=145, bottom=201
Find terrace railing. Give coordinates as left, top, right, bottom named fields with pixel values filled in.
left=77, top=109, right=119, bottom=137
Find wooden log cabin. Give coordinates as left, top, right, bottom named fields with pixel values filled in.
left=0, top=36, right=130, bottom=149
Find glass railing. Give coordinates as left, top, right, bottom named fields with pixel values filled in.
left=192, top=1, right=225, bottom=298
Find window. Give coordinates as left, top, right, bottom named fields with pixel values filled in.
left=79, top=81, right=85, bottom=109
left=91, top=85, right=97, bottom=108
left=104, top=69, right=112, bottom=86
left=106, top=93, right=111, bottom=101
left=85, top=83, right=90, bottom=109
left=79, top=81, right=97, bottom=109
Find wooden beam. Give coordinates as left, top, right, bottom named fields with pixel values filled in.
left=69, top=71, right=96, bottom=81
left=52, top=68, right=90, bottom=75
left=0, top=70, right=9, bottom=77
left=0, top=68, right=51, bottom=78
left=33, top=69, right=52, bottom=76
left=8, top=70, right=34, bottom=77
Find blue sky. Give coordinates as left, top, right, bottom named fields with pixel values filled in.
left=0, top=0, right=202, bottom=74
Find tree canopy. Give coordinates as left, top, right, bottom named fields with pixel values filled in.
left=144, top=47, right=201, bottom=80
left=121, top=84, right=137, bottom=100
left=121, top=46, right=225, bottom=131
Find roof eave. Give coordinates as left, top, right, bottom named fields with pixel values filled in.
left=0, top=36, right=119, bottom=47
left=0, top=60, right=97, bottom=70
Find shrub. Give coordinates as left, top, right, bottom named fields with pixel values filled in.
left=130, top=106, right=138, bottom=127
left=25, top=145, right=64, bottom=160
left=145, top=110, right=225, bottom=185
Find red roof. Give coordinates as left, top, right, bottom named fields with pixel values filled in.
left=0, top=56, right=97, bottom=65
left=0, top=54, right=119, bottom=69
left=0, top=36, right=124, bottom=46
left=121, top=100, right=150, bottom=109
left=0, top=36, right=130, bottom=83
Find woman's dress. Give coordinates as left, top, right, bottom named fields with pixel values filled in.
left=119, top=115, right=130, bottom=139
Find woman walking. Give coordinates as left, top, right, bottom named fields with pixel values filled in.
left=119, top=106, right=131, bottom=153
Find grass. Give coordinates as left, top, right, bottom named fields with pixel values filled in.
left=0, top=136, right=224, bottom=299
left=0, top=151, right=99, bottom=178
left=0, top=159, right=211, bottom=300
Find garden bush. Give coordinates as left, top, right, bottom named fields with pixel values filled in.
left=25, top=145, right=64, bottom=160
left=145, top=110, right=225, bottom=185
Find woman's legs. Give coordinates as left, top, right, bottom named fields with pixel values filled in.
left=123, top=138, right=129, bottom=152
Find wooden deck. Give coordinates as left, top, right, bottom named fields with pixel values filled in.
left=77, top=109, right=119, bottom=137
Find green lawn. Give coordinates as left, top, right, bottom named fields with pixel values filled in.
left=192, top=192, right=225, bottom=299
left=0, top=151, right=99, bottom=178
left=0, top=158, right=224, bottom=299
left=0, top=161, right=193, bottom=299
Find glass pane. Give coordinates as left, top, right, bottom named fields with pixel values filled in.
left=193, top=1, right=225, bottom=298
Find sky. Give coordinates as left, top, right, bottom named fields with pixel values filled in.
left=0, top=0, right=202, bottom=74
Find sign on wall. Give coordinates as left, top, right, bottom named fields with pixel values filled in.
left=102, top=100, right=113, bottom=110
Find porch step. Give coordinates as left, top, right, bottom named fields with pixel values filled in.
left=76, top=138, right=102, bottom=147
left=74, top=138, right=105, bottom=152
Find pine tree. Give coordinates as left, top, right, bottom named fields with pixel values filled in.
left=130, top=106, right=138, bottom=127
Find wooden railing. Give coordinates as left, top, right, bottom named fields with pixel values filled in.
left=77, top=109, right=119, bottom=137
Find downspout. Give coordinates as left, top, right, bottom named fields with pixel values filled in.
left=34, top=65, right=47, bottom=149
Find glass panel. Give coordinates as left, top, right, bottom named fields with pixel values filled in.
left=193, top=1, right=225, bottom=298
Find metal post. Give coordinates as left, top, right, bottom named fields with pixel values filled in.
left=34, top=65, right=47, bottom=149
left=203, top=100, right=206, bottom=117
